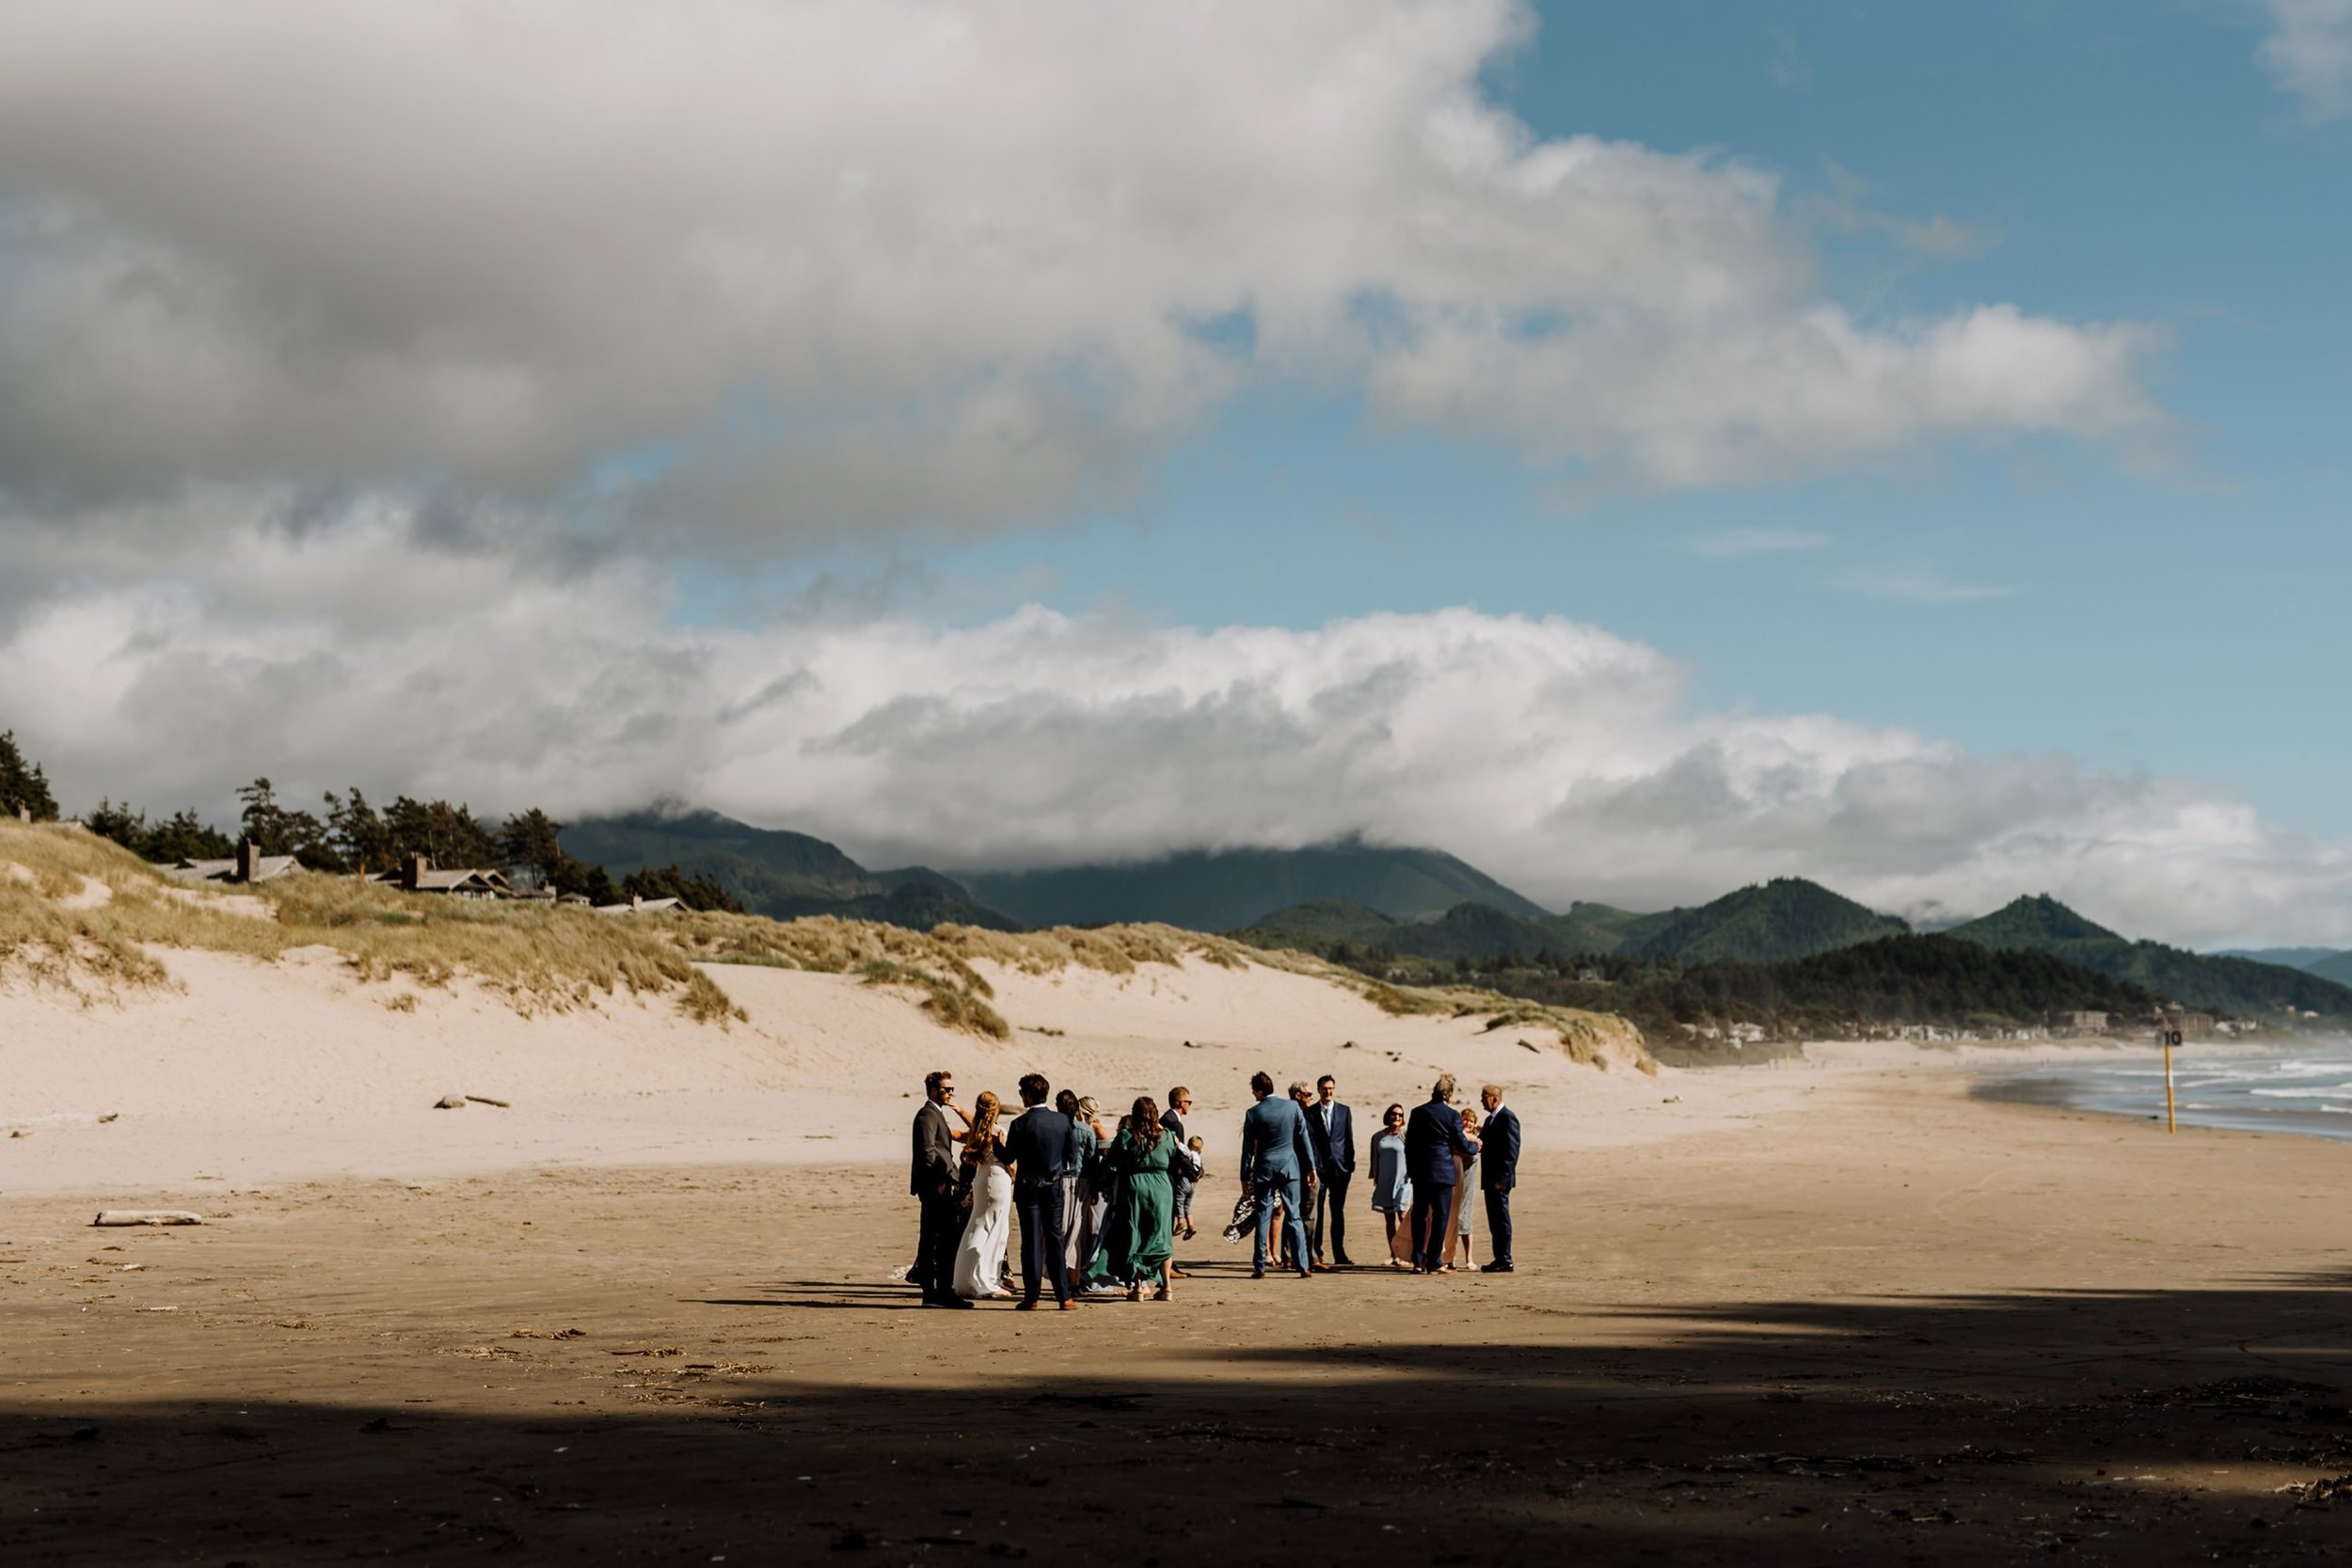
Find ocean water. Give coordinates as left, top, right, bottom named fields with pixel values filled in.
left=1979, top=1044, right=2352, bottom=1144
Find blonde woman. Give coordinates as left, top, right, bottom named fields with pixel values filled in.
left=950, top=1091, right=1013, bottom=1300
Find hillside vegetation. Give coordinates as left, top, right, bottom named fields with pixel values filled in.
left=1315, top=934, right=2162, bottom=1051
left=1618, top=878, right=1909, bottom=964
left=964, top=838, right=1551, bottom=930
left=1948, top=895, right=2352, bottom=1020
left=566, top=808, right=1014, bottom=927
left=1238, top=878, right=1907, bottom=969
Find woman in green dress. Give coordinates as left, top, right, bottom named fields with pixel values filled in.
left=1107, top=1095, right=1177, bottom=1301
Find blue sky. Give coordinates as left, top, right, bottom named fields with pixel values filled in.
left=750, top=2, right=2352, bottom=833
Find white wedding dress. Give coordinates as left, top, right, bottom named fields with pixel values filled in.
left=952, top=1158, right=1014, bottom=1300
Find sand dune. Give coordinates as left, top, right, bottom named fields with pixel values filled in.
left=0, top=919, right=1780, bottom=1200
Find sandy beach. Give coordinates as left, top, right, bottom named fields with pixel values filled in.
left=8, top=933, right=2352, bottom=1565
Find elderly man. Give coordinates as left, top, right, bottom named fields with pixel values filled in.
left=1402, top=1073, right=1479, bottom=1274
left=1477, top=1084, right=1521, bottom=1274
left=1239, top=1070, right=1317, bottom=1280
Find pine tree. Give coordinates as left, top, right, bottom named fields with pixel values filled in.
left=0, top=730, right=59, bottom=821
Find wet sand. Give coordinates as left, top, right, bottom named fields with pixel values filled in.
left=8, top=1069, right=2352, bottom=1565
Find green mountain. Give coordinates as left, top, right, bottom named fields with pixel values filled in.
left=2217, top=946, right=2345, bottom=972
left=1619, top=878, right=1909, bottom=964
left=1947, top=894, right=2120, bottom=947
left=961, top=839, right=1551, bottom=932
left=2312, top=951, right=2352, bottom=988
left=1235, top=897, right=1658, bottom=965
left=565, top=809, right=879, bottom=902
left=564, top=808, right=1018, bottom=930
left=1234, top=900, right=1403, bottom=945
left=1949, top=895, right=2352, bottom=1020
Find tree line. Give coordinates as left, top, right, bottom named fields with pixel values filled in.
left=1313, top=932, right=2165, bottom=1041
left=3, top=729, right=739, bottom=913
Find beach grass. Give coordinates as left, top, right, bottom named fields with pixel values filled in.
left=0, top=819, right=742, bottom=1022
left=3, top=818, right=1649, bottom=1059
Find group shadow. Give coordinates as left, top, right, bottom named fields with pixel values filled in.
left=8, top=1273, right=2352, bottom=1564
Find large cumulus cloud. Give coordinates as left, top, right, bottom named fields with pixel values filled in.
left=0, top=0, right=2155, bottom=544
left=4, top=516, right=2345, bottom=949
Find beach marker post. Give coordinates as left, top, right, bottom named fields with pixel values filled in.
left=2161, top=1028, right=2183, bottom=1133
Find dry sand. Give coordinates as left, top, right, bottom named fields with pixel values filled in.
left=7, top=942, right=2352, bottom=1563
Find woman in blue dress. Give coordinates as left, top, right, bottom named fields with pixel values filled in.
left=1368, top=1102, right=1412, bottom=1269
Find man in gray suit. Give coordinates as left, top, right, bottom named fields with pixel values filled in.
left=1238, top=1069, right=1317, bottom=1280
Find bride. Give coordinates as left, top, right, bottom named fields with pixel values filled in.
left=951, top=1090, right=1013, bottom=1300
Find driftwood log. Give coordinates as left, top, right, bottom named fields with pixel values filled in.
left=92, top=1210, right=204, bottom=1227
left=464, top=1095, right=511, bottom=1109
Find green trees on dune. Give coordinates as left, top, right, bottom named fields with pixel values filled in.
left=0, top=731, right=59, bottom=822
left=614, top=863, right=743, bottom=914
left=83, top=800, right=236, bottom=863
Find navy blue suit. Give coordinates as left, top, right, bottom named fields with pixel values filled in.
left=1307, top=1100, right=1357, bottom=1264
left=1001, top=1106, right=1073, bottom=1304
left=1239, top=1096, right=1315, bottom=1275
left=1403, top=1098, right=1478, bottom=1271
left=1478, top=1102, right=1521, bottom=1268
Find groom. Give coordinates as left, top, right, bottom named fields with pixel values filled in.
left=1001, top=1072, right=1075, bottom=1310
left=1239, top=1069, right=1316, bottom=1280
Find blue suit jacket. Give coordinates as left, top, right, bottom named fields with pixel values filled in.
left=1001, top=1107, right=1073, bottom=1190
left=1478, top=1104, right=1521, bottom=1191
left=1309, top=1101, right=1356, bottom=1176
left=1239, top=1096, right=1315, bottom=1186
left=1403, top=1099, right=1476, bottom=1189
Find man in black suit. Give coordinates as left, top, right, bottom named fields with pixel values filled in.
left=1000, top=1071, right=1076, bottom=1310
left=1403, top=1072, right=1478, bottom=1274
left=1477, top=1084, right=1521, bottom=1274
left=1308, top=1073, right=1357, bottom=1268
left=910, top=1069, right=969, bottom=1307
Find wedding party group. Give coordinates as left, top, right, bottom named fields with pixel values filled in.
left=906, top=1065, right=1521, bottom=1309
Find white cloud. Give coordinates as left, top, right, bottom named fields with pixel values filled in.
left=2257, top=0, right=2352, bottom=120
left=4, top=518, right=2346, bottom=949
left=0, top=0, right=2157, bottom=546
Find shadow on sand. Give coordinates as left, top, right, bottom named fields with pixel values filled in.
left=8, top=1273, right=2352, bottom=1564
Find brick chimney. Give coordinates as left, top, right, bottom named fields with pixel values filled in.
left=405, top=853, right=430, bottom=891
left=235, top=838, right=260, bottom=882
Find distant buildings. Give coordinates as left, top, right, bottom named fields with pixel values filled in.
left=166, top=840, right=300, bottom=886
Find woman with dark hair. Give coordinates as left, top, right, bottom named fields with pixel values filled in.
left=1369, top=1101, right=1412, bottom=1269
left=1106, top=1095, right=1178, bottom=1301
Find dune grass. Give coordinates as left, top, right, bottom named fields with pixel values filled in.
left=4, top=819, right=1649, bottom=1059
left=0, top=820, right=741, bottom=1022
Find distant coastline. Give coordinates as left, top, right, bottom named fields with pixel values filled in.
left=1973, top=1043, right=2352, bottom=1146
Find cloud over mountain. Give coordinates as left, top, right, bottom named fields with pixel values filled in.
left=5, top=519, right=2345, bottom=949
